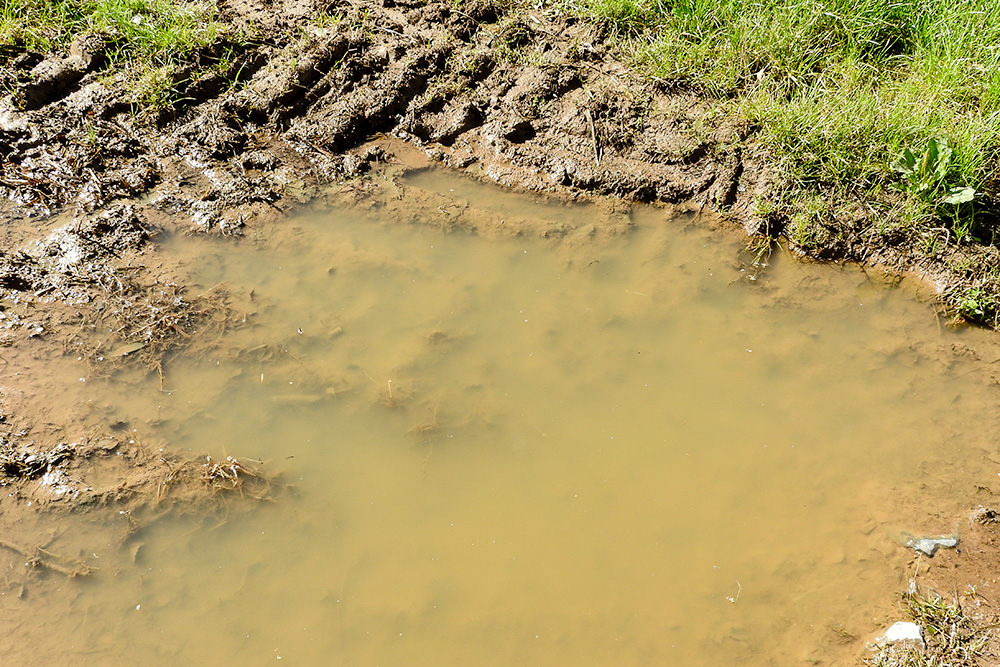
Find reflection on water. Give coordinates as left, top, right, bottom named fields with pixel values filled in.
left=10, top=170, right=1000, bottom=665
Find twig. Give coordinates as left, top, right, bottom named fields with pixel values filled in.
left=584, top=108, right=600, bottom=167
left=726, top=580, right=742, bottom=603
left=374, top=25, right=415, bottom=41
left=447, top=7, right=476, bottom=20
left=0, top=539, right=92, bottom=578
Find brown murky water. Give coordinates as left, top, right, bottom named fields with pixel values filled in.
left=8, top=170, right=1000, bottom=665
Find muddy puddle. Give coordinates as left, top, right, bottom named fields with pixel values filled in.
left=8, top=168, right=1000, bottom=665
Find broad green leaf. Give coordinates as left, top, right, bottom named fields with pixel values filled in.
left=942, top=186, right=976, bottom=205
left=893, top=148, right=917, bottom=175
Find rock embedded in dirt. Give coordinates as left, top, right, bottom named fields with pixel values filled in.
left=877, top=621, right=925, bottom=650
left=905, top=534, right=959, bottom=557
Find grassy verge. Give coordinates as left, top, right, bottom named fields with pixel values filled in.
left=1, top=0, right=221, bottom=58
left=1, top=0, right=224, bottom=112
left=568, top=0, right=1000, bottom=323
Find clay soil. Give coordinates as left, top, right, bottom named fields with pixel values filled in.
left=3, top=0, right=1000, bottom=660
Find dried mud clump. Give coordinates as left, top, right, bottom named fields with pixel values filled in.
left=0, top=439, right=73, bottom=482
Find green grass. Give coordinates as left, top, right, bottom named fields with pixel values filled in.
left=570, top=0, right=1000, bottom=244
left=1, top=0, right=221, bottom=60
left=1, top=0, right=223, bottom=111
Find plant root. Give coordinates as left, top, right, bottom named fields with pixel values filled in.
left=0, top=539, right=93, bottom=578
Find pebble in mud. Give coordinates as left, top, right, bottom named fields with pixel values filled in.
left=902, top=533, right=959, bottom=557
left=876, top=621, right=925, bottom=651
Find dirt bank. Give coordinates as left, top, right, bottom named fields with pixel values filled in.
left=4, top=0, right=774, bottom=225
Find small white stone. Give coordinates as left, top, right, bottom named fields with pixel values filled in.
left=880, top=621, right=925, bottom=649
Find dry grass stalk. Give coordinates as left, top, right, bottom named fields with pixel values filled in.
left=200, top=455, right=270, bottom=498
left=866, top=581, right=991, bottom=667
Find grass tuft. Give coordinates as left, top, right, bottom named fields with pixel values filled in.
left=569, top=0, right=1000, bottom=250
left=2, top=0, right=223, bottom=113
left=865, top=587, right=990, bottom=666
left=2, top=0, right=221, bottom=60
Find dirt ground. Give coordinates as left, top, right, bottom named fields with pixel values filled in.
left=867, top=508, right=1000, bottom=665
left=3, top=0, right=1000, bottom=660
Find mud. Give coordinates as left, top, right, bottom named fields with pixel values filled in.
left=0, top=0, right=776, bottom=516
left=2, top=0, right=775, bottom=219
left=875, top=508, right=1000, bottom=663
left=2, top=0, right=1000, bottom=659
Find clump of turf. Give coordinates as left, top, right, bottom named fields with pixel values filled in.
left=1, top=0, right=225, bottom=113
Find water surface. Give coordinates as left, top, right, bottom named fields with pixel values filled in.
left=10, top=170, right=1000, bottom=665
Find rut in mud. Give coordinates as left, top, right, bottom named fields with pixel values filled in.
left=3, top=0, right=773, bottom=225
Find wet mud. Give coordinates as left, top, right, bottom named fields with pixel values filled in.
left=1, top=0, right=769, bottom=518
